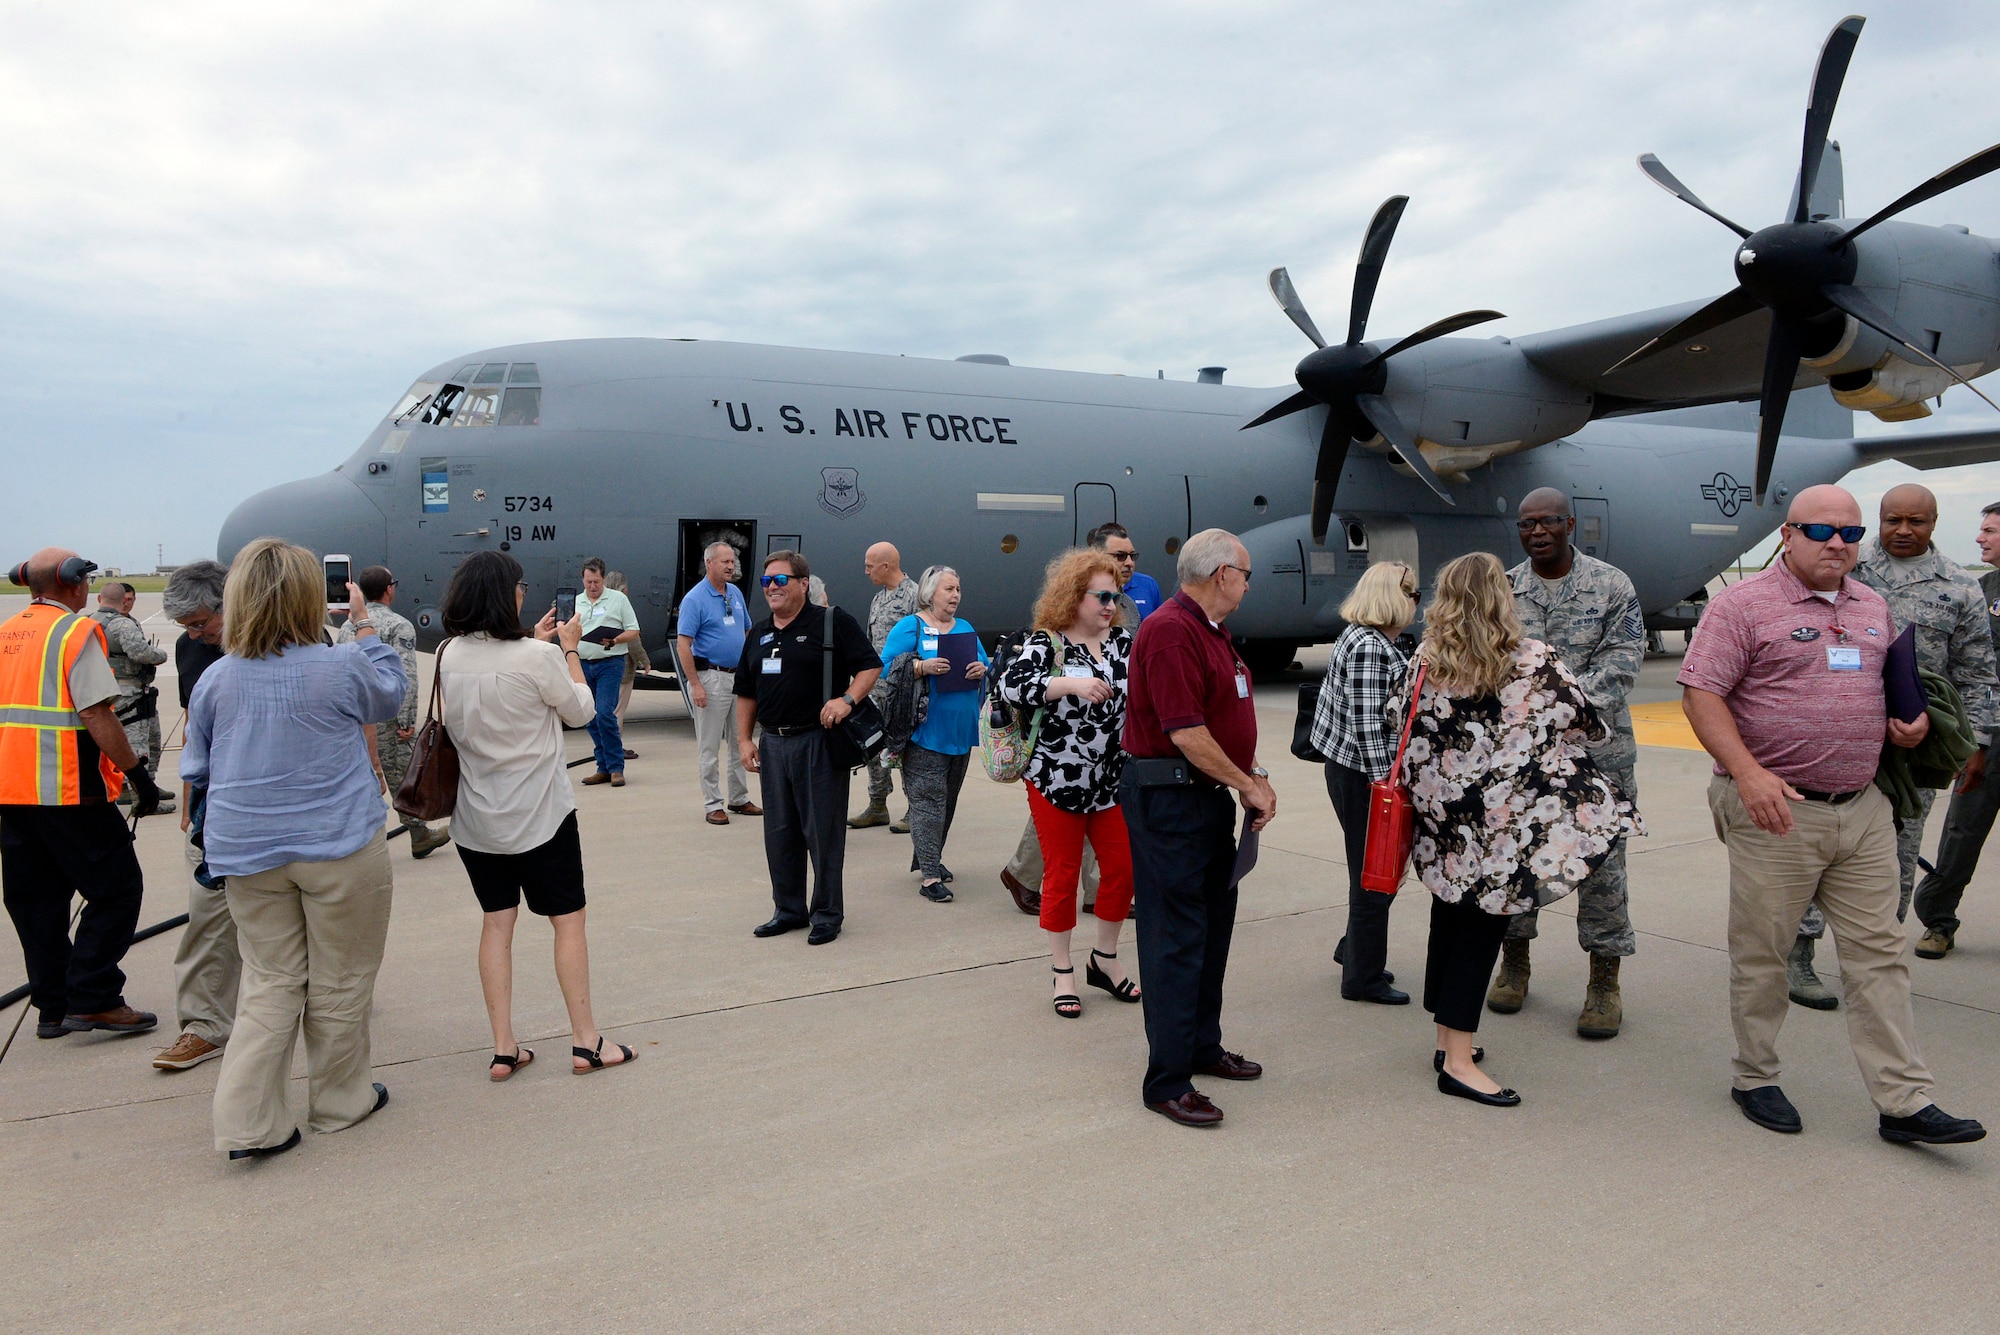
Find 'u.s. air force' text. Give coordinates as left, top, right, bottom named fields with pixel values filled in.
left=715, top=401, right=1018, bottom=444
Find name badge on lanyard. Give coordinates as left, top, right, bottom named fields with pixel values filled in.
left=1235, top=671, right=1250, bottom=698
left=762, top=654, right=783, bottom=675
left=1827, top=646, right=1862, bottom=671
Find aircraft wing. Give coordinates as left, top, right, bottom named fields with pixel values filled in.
left=1517, top=296, right=1789, bottom=417
left=1854, top=426, right=2000, bottom=471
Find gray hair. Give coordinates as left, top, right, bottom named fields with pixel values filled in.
left=1176, top=528, right=1241, bottom=585
left=916, top=564, right=958, bottom=609
left=704, top=541, right=737, bottom=563
left=163, top=560, right=229, bottom=619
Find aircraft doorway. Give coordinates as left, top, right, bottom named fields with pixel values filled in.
left=1073, top=483, right=1117, bottom=545
left=676, top=519, right=757, bottom=612
left=1574, top=498, right=1610, bottom=560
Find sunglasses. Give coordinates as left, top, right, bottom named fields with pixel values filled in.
left=1087, top=590, right=1119, bottom=605
left=1787, top=522, right=1866, bottom=544
left=760, top=573, right=795, bottom=588
left=1107, top=549, right=1136, bottom=562
left=1516, top=516, right=1569, bottom=533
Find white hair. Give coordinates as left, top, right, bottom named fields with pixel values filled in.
left=916, top=564, right=957, bottom=609
left=1176, top=528, right=1241, bottom=585
left=704, top=541, right=736, bottom=562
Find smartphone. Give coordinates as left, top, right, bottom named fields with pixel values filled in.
left=555, top=586, right=578, bottom=622
left=323, top=554, right=351, bottom=612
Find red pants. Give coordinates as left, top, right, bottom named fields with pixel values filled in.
left=1026, top=784, right=1134, bottom=932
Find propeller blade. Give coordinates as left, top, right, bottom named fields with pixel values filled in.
left=1820, top=284, right=2000, bottom=416
left=1602, top=285, right=1763, bottom=375
left=1354, top=393, right=1454, bottom=507
left=1637, top=153, right=1752, bottom=239
left=1795, top=16, right=1865, bottom=223
left=1754, top=318, right=1806, bottom=505
left=1310, top=414, right=1355, bottom=546
left=1239, top=388, right=1317, bottom=431
left=1367, top=309, right=1506, bottom=366
left=1267, top=267, right=1327, bottom=350
left=1840, top=141, right=2000, bottom=246
left=1347, top=196, right=1410, bottom=346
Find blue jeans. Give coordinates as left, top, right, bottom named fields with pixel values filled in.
left=581, top=657, right=625, bottom=775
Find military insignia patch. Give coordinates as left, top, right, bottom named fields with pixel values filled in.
left=818, top=467, right=865, bottom=518
left=1791, top=627, right=1820, bottom=642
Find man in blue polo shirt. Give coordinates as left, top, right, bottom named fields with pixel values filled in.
left=678, top=542, right=759, bottom=824
left=1089, top=522, right=1163, bottom=624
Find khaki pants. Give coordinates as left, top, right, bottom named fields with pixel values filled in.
left=174, top=832, right=241, bottom=1045
left=211, top=832, right=393, bottom=1151
left=692, top=667, right=749, bottom=812
left=1708, top=777, right=1933, bottom=1117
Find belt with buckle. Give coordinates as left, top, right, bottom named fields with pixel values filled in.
left=1794, top=787, right=1864, bottom=805
left=764, top=724, right=818, bottom=737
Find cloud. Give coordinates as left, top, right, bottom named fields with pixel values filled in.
left=4, top=0, right=2000, bottom=567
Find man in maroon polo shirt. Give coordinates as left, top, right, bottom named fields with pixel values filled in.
left=1681, top=483, right=1983, bottom=1146
left=1120, top=528, right=1278, bottom=1128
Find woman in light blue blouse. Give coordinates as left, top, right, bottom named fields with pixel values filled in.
left=181, top=538, right=407, bottom=1161
left=880, top=566, right=988, bottom=902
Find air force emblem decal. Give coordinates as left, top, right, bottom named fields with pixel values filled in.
left=818, top=467, right=865, bottom=519
left=1702, top=473, right=1754, bottom=518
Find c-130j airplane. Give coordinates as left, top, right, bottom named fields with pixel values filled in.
left=222, top=16, right=2000, bottom=673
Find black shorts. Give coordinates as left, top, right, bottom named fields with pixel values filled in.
left=456, top=811, right=587, bottom=917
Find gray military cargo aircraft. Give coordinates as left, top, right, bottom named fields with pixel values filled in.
left=218, top=15, right=2000, bottom=674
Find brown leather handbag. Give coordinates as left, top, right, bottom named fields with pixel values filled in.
left=1360, top=661, right=1427, bottom=896
left=393, top=638, right=459, bottom=822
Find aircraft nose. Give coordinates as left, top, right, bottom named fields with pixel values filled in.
left=217, top=470, right=388, bottom=565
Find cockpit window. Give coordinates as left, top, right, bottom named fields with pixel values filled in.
left=507, top=363, right=539, bottom=385
left=499, top=386, right=541, bottom=426
left=454, top=364, right=481, bottom=381
left=452, top=386, right=501, bottom=427
left=472, top=362, right=508, bottom=385
left=390, top=363, right=540, bottom=427
left=389, top=381, right=440, bottom=423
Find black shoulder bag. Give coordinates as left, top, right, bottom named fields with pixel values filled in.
left=824, top=606, right=888, bottom=767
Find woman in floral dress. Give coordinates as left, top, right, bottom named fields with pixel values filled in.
left=1387, top=552, right=1642, bottom=1107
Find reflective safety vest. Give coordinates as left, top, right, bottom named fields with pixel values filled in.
left=0, top=604, right=124, bottom=805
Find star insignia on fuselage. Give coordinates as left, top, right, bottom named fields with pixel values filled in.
left=1702, top=473, right=1754, bottom=518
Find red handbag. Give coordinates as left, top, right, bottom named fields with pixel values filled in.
left=1361, top=661, right=1427, bottom=896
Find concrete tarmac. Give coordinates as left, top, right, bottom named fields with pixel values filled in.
left=1, top=612, right=1996, bottom=1333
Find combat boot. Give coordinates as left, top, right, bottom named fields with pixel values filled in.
left=1577, top=954, right=1623, bottom=1038
left=848, top=801, right=891, bottom=829
left=408, top=820, right=452, bottom=859
left=1486, top=939, right=1530, bottom=1013
left=1787, top=935, right=1839, bottom=1010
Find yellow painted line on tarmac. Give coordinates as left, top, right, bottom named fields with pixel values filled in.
left=1631, top=700, right=1705, bottom=752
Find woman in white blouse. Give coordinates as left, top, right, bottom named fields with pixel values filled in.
left=439, top=552, right=637, bottom=1080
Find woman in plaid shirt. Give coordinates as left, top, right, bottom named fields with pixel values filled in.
left=1311, top=561, right=1417, bottom=1004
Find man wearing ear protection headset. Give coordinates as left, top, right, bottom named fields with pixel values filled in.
left=2, top=547, right=162, bottom=1040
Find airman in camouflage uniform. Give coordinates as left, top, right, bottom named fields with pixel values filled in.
left=337, top=567, right=449, bottom=856
left=851, top=542, right=920, bottom=830
left=92, top=582, right=175, bottom=814
left=1789, top=484, right=1999, bottom=1004
left=1495, top=488, right=1646, bottom=1037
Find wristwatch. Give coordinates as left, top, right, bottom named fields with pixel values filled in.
left=840, top=693, right=856, bottom=707
left=1249, top=766, right=1269, bottom=778
left=348, top=617, right=374, bottom=631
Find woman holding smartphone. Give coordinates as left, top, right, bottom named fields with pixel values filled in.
left=439, top=551, right=637, bottom=1080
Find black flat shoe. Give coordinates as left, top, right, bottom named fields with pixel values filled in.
left=1437, top=1070, right=1520, bottom=1107
left=753, top=915, right=808, bottom=938
left=1433, top=1047, right=1485, bottom=1072
left=1341, top=985, right=1410, bottom=1005
left=806, top=924, right=840, bottom=945
left=1732, top=1085, right=1802, bottom=1134
left=228, top=1127, right=302, bottom=1161
left=918, top=881, right=954, bottom=903
left=1879, top=1104, right=1986, bottom=1145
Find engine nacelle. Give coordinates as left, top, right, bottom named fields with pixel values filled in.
left=1377, top=337, right=1595, bottom=479
left=1825, top=354, right=1958, bottom=422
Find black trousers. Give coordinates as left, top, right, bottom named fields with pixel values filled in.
left=1423, top=892, right=1511, bottom=1032
left=1324, top=761, right=1395, bottom=996
left=1122, top=773, right=1239, bottom=1105
left=758, top=730, right=851, bottom=928
left=1, top=804, right=145, bottom=1022
left=1913, top=741, right=2000, bottom=935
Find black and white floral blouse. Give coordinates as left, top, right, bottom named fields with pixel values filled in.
left=996, top=628, right=1132, bottom=813
left=1385, top=639, right=1643, bottom=915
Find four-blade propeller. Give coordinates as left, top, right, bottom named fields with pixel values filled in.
left=1241, top=196, right=1502, bottom=543
left=1608, top=14, right=2000, bottom=504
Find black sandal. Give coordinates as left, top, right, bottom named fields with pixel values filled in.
left=1086, top=949, right=1142, bottom=1003
left=1052, top=966, right=1082, bottom=1019
left=488, top=1046, right=534, bottom=1082
left=572, top=1035, right=638, bottom=1074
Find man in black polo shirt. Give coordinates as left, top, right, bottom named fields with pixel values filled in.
left=735, top=551, right=881, bottom=945
left=1121, top=528, right=1276, bottom=1128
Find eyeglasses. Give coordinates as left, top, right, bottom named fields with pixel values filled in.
left=760, top=573, right=794, bottom=588
left=515, top=581, right=529, bottom=591
left=1087, top=590, right=1119, bottom=605
left=1224, top=564, right=1252, bottom=582
left=1787, top=522, right=1866, bottom=544
left=1516, top=516, right=1569, bottom=533
left=1106, top=549, right=1136, bottom=562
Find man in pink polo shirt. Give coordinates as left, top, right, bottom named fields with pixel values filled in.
left=1681, top=484, right=1983, bottom=1146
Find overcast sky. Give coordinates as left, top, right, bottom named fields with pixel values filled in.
left=6, top=0, right=2000, bottom=570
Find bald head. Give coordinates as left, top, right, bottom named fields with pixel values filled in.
left=22, top=547, right=89, bottom=608
left=1781, top=485, right=1863, bottom=591
left=1518, top=487, right=1572, bottom=518
left=96, top=581, right=133, bottom=606
left=864, top=541, right=904, bottom=590
left=1879, top=482, right=1940, bottom=559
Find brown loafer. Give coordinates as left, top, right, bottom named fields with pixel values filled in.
left=1147, top=1090, right=1224, bottom=1127
left=1199, top=1051, right=1263, bottom=1081
left=706, top=810, right=730, bottom=825
left=154, top=1032, right=223, bottom=1070
left=1000, top=869, right=1041, bottom=916
left=729, top=802, right=763, bottom=817
left=581, top=772, right=612, bottom=786
left=64, top=1005, right=158, bottom=1035
left=609, top=773, right=626, bottom=787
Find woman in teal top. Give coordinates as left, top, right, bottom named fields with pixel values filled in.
left=881, top=566, right=988, bottom=902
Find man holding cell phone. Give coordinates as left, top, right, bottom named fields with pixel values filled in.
left=573, top=557, right=641, bottom=788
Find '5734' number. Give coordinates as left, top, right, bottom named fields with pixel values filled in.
left=503, top=496, right=553, bottom=512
